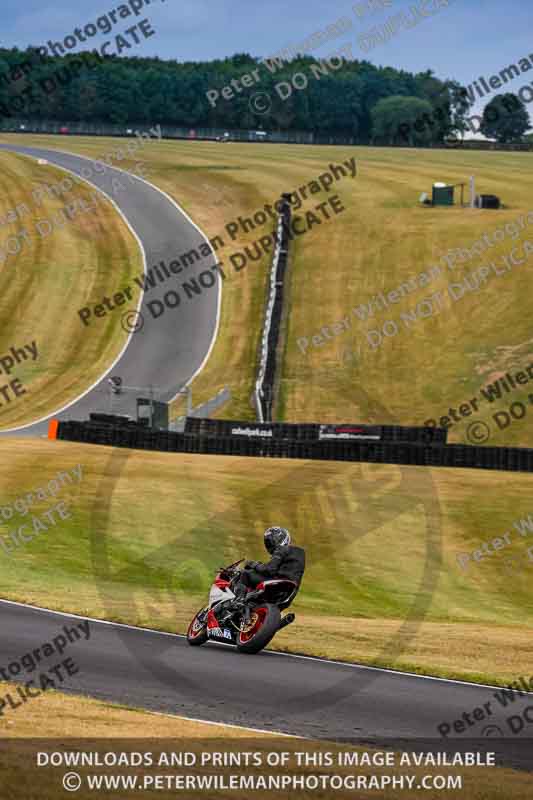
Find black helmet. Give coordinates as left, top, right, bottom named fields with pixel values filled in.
left=264, top=526, right=291, bottom=554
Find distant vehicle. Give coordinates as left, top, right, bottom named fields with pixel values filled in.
left=249, top=130, right=268, bottom=142
left=216, top=131, right=231, bottom=142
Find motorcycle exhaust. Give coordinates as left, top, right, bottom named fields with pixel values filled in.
left=279, top=613, right=295, bottom=630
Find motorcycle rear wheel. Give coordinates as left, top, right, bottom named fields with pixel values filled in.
left=236, top=603, right=280, bottom=654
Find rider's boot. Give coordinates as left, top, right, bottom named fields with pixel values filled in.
left=231, top=579, right=247, bottom=602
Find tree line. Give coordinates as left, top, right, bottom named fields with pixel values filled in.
left=0, top=47, right=529, bottom=143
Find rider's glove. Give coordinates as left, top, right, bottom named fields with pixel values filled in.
left=245, top=560, right=260, bottom=570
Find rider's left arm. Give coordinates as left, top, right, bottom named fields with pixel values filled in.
left=254, top=550, right=284, bottom=576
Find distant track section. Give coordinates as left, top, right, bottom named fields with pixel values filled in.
left=0, top=144, right=220, bottom=437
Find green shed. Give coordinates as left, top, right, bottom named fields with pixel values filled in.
left=432, top=182, right=455, bottom=206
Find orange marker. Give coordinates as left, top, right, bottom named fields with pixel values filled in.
left=48, top=419, right=59, bottom=440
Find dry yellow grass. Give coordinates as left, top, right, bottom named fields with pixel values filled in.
left=0, top=681, right=257, bottom=739
left=277, top=147, right=533, bottom=448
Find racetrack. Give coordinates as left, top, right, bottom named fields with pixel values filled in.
left=0, top=144, right=220, bottom=436
left=2, top=599, right=532, bottom=769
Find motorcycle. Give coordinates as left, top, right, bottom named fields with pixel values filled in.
left=187, top=558, right=298, bottom=654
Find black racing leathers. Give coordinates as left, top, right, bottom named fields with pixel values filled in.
left=252, top=545, right=306, bottom=586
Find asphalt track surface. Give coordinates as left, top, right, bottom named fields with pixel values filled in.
left=1, top=600, right=532, bottom=770
left=0, top=143, right=220, bottom=436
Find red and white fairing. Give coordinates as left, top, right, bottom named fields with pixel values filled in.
left=208, top=572, right=236, bottom=608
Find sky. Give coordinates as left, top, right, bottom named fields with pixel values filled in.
left=1, top=0, right=532, bottom=121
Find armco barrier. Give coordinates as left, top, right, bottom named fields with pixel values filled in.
left=52, top=419, right=533, bottom=473
left=255, top=195, right=292, bottom=423
left=184, top=417, right=448, bottom=445
left=5, top=119, right=533, bottom=151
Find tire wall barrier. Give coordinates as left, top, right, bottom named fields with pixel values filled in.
left=53, top=418, right=533, bottom=473
left=184, top=418, right=448, bottom=445
left=255, top=195, right=292, bottom=422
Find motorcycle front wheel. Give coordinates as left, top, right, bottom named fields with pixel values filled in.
left=186, top=607, right=208, bottom=646
left=236, top=603, right=280, bottom=654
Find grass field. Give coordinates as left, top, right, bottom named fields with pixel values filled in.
left=0, top=148, right=142, bottom=430
left=1, top=438, right=533, bottom=687
left=280, top=145, right=533, bottom=451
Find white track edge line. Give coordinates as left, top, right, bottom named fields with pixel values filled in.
left=0, top=597, right=528, bottom=696
left=143, top=709, right=302, bottom=738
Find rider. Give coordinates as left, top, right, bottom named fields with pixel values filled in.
left=233, top=526, right=305, bottom=600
